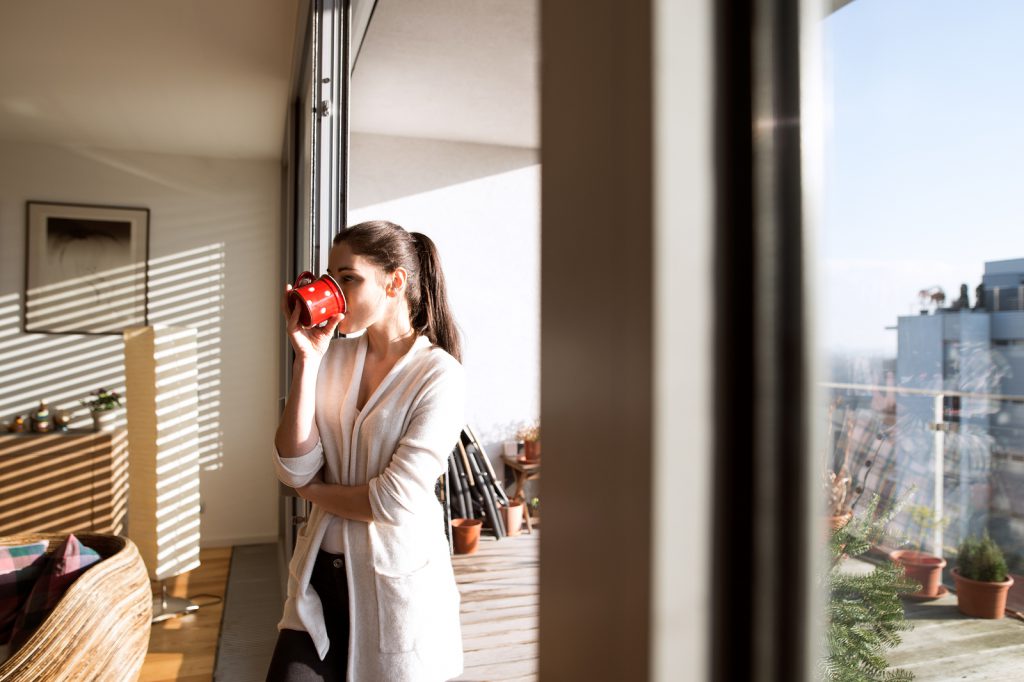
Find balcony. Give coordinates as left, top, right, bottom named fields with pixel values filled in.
left=452, top=531, right=540, bottom=681
left=828, top=377, right=1024, bottom=678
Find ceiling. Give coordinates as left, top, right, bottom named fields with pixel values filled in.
left=0, top=0, right=300, bottom=160
left=350, top=0, right=538, bottom=149
left=0, top=0, right=537, bottom=160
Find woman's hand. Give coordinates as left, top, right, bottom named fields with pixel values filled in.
left=282, top=284, right=344, bottom=360
left=294, top=480, right=375, bottom=522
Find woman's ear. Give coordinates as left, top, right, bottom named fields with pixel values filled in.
left=388, top=268, right=408, bottom=297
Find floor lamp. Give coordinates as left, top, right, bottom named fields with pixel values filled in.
left=124, top=325, right=202, bottom=622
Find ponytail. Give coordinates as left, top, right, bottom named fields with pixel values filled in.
left=411, top=232, right=462, bottom=362
left=334, top=221, right=463, bottom=362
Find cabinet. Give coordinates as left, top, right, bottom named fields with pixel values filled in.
left=0, top=428, right=129, bottom=535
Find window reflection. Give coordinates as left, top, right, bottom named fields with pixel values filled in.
left=820, top=1, right=1024, bottom=676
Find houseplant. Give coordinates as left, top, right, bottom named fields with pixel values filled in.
left=81, top=388, right=123, bottom=432
left=822, top=401, right=876, bottom=533
left=518, top=422, right=540, bottom=462
left=529, top=496, right=540, bottom=521
left=825, top=466, right=853, bottom=531
left=952, top=533, right=1014, bottom=619
left=889, top=504, right=948, bottom=599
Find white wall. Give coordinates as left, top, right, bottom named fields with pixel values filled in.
left=0, top=140, right=281, bottom=547
left=349, top=132, right=540, bottom=480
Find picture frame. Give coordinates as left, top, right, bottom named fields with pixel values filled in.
left=24, top=201, right=150, bottom=335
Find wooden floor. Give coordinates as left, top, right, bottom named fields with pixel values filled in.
left=134, top=532, right=540, bottom=682
left=452, top=530, right=540, bottom=682
left=138, top=546, right=232, bottom=682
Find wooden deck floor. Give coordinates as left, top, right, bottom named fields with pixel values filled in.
left=890, top=589, right=1024, bottom=680
left=452, top=530, right=540, bottom=682
left=844, top=557, right=1024, bottom=680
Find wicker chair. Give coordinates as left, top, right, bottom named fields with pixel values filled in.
left=0, top=533, right=151, bottom=682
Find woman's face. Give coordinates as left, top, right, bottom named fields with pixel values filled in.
left=326, top=242, right=397, bottom=334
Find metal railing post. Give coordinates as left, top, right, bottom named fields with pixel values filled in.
left=933, top=394, right=945, bottom=557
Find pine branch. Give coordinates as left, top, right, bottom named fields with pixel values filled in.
left=822, top=493, right=917, bottom=681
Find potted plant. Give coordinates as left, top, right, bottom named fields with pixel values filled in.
left=81, top=388, right=123, bottom=432
left=890, top=504, right=949, bottom=599
left=822, top=402, right=867, bottom=533
left=518, top=421, right=540, bottom=462
left=825, top=466, right=853, bottom=531
left=953, top=533, right=1014, bottom=619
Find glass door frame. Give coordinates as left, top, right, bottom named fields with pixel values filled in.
left=278, top=0, right=352, bottom=563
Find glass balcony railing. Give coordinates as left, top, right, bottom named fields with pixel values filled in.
left=822, top=377, right=1024, bottom=577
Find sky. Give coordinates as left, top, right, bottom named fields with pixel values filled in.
left=819, top=0, right=1024, bottom=356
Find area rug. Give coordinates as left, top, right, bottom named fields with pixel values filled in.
left=213, top=543, right=282, bottom=681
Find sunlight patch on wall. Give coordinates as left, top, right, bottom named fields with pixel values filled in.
left=24, top=261, right=148, bottom=333
left=0, top=429, right=129, bottom=534
left=146, top=244, right=225, bottom=471
left=0, top=243, right=226, bottom=478
left=0, top=291, right=124, bottom=431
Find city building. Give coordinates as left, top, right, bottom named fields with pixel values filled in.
left=895, top=258, right=1024, bottom=562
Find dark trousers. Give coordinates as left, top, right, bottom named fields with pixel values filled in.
left=266, top=550, right=351, bottom=682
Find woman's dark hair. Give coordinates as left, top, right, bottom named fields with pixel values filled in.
left=333, top=220, right=462, bottom=362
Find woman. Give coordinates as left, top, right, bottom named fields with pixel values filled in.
left=267, top=221, right=465, bottom=681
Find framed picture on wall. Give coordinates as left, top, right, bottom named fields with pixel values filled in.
left=24, top=201, right=150, bottom=334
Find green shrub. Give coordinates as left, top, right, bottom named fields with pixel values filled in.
left=957, top=533, right=1008, bottom=583
left=822, top=494, right=918, bottom=681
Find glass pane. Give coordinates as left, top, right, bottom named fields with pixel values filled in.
left=819, top=0, right=1024, bottom=676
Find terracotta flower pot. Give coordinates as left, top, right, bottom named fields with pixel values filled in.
left=829, top=510, right=853, bottom=531
left=451, top=518, right=483, bottom=555
left=891, top=550, right=946, bottom=597
left=501, top=502, right=524, bottom=537
left=826, top=510, right=853, bottom=550
left=523, top=440, right=541, bottom=462
left=953, top=568, right=1013, bottom=619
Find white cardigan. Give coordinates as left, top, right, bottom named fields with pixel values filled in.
left=273, top=334, right=465, bottom=682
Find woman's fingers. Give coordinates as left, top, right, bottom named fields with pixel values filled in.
left=324, top=313, right=344, bottom=336
left=288, top=296, right=302, bottom=330
left=282, top=283, right=342, bottom=357
left=281, top=284, right=294, bottom=318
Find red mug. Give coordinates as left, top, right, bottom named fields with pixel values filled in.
left=288, top=271, right=347, bottom=327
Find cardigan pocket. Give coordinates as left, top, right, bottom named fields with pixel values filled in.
left=374, top=559, right=430, bottom=653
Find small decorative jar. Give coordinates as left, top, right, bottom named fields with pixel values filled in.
left=53, top=410, right=73, bottom=432
left=30, top=401, right=53, bottom=433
